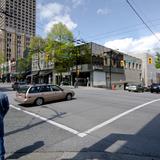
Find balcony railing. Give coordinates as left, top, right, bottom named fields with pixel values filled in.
left=103, top=66, right=124, bottom=73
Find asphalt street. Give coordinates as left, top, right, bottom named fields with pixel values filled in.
left=1, top=83, right=160, bottom=160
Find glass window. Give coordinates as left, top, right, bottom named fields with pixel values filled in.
left=136, top=63, right=138, bottom=70
left=39, top=85, right=52, bottom=92
left=29, top=86, right=40, bottom=93
left=50, top=85, right=62, bottom=91
left=128, top=62, right=131, bottom=69
left=18, top=86, right=29, bottom=93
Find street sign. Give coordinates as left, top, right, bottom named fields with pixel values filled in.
left=148, top=57, right=152, bottom=64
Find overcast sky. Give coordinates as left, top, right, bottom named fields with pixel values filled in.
left=37, top=0, right=160, bottom=54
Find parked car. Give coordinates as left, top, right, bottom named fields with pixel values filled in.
left=60, top=81, right=71, bottom=86
left=15, top=84, right=75, bottom=106
left=12, top=81, right=26, bottom=90
left=150, top=83, right=160, bottom=93
left=128, top=84, right=144, bottom=92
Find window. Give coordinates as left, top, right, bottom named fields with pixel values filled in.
left=29, top=87, right=39, bottom=93
left=50, top=85, right=62, bottom=91
left=39, top=85, right=52, bottom=92
left=128, top=62, right=131, bottom=69
left=136, top=63, right=138, bottom=70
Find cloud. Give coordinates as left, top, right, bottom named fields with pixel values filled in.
left=45, top=15, right=77, bottom=32
left=37, top=3, right=65, bottom=20
left=72, top=0, right=84, bottom=8
left=37, top=2, right=77, bottom=33
left=104, top=33, right=160, bottom=53
left=97, top=8, right=109, bottom=15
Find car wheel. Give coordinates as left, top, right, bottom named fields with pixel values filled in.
left=66, top=93, right=72, bottom=100
left=35, top=98, right=44, bottom=106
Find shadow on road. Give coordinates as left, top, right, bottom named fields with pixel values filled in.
left=66, top=114, right=160, bottom=160
left=0, top=86, right=13, bottom=92
left=5, top=108, right=66, bottom=137
left=6, top=141, right=44, bottom=159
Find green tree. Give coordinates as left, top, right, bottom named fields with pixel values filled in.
left=0, top=52, right=5, bottom=75
left=29, top=36, right=46, bottom=82
left=0, top=52, right=5, bottom=64
left=155, top=52, right=160, bottom=69
left=45, top=23, right=75, bottom=76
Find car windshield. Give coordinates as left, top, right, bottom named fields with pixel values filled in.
left=17, top=86, right=29, bottom=93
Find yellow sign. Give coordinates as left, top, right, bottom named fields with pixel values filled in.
left=148, top=57, right=152, bottom=64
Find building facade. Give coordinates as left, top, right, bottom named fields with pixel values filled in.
left=31, top=42, right=142, bottom=89
left=133, top=52, right=159, bottom=87
left=0, top=0, right=36, bottom=80
left=124, top=54, right=142, bottom=84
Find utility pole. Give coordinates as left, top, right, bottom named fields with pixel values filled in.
left=109, top=50, right=112, bottom=89
left=104, top=50, right=113, bottom=89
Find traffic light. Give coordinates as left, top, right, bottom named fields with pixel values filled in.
left=76, top=69, right=80, bottom=77
left=120, top=60, right=124, bottom=67
left=148, top=57, right=152, bottom=64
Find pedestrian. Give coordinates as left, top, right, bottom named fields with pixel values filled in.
left=74, top=78, right=78, bottom=88
left=87, top=77, right=90, bottom=87
left=0, top=92, right=9, bottom=160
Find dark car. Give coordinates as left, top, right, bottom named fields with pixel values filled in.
left=60, top=81, right=71, bottom=86
left=150, top=83, right=160, bottom=93
left=12, top=81, right=26, bottom=91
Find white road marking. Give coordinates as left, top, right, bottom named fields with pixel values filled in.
left=10, top=98, right=160, bottom=138
left=79, top=98, right=160, bottom=137
left=10, top=105, right=82, bottom=137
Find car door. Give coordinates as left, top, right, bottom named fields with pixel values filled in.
left=39, top=85, right=53, bottom=102
left=50, top=85, right=65, bottom=101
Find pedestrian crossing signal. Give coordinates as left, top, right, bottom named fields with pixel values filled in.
left=148, top=57, right=152, bottom=64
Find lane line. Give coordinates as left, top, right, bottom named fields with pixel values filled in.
left=79, top=98, right=160, bottom=137
left=10, top=105, right=82, bottom=137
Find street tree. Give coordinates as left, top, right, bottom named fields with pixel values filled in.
left=29, top=36, right=46, bottom=83
left=16, top=51, right=31, bottom=80
left=0, top=52, right=4, bottom=64
left=155, top=52, right=160, bottom=69
left=0, top=52, right=5, bottom=75
left=45, top=23, right=75, bottom=83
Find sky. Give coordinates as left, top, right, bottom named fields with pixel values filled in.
left=36, top=0, right=160, bottom=54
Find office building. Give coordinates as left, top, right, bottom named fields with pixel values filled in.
left=0, top=0, right=36, bottom=79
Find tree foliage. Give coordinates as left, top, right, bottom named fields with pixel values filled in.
left=155, top=52, right=160, bottom=69
left=0, top=52, right=4, bottom=65
left=29, top=36, right=46, bottom=71
left=46, top=23, right=75, bottom=73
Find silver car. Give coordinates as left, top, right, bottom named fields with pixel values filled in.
left=15, top=84, right=75, bottom=106
left=128, top=84, right=144, bottom=92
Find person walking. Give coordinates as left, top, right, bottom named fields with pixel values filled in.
left=0, top=92, right=9, bottom=160
left=74, top=78, right=78, bottom=88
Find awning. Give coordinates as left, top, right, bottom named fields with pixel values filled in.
left=39, top=70, right=52, bottom=76
left=26, top=71, right=39, bottom=78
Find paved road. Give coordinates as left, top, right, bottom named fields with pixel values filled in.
left=1, top=83, right=160, bottom=159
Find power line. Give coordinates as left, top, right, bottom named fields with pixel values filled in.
left=86, top=22, right=160, bottom=42
left=126, top=0, right=160, bottom=42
